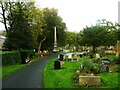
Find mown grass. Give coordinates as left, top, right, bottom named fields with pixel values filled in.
left=44, top=56, right=119, bottom=88
left=2, top=64, right=27, bottom=78
left=43, top=57, right=86, bottom=88
left=97, top=73, right=119, bottom=88
left=2, top=56, right=43, bottom=79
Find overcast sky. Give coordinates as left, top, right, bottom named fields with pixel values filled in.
left=36, top=0, right=119, bottom=32
left=0, top=0, right=119, bottom=32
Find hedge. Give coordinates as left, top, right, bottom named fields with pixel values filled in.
left=2, top=51, right=21, bottom=65
left=1, top=50, right=35, bottom=65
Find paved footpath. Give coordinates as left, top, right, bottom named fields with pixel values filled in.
left=2, top=54, right=57, bottom=88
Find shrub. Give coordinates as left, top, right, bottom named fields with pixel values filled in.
left=2, top=50, right=35, bottom=65
left=29, top=49, right=35, bottom=58
left=2, top=51, right=21, bottom=65
left=82, top=59, right=93, bottom=69
left=81, top=59, right=101, bottom=74
left=20, top=49, right=35, bottom=63
left=115, top=56, right=120, bottom=64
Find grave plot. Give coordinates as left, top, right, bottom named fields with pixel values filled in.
left=44, top=51, right=119, bottom=88
left=58, top=52, right=87, bottom=62
left=74, top=52, right=119, bottom=88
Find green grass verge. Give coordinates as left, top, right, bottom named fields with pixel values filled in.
left=44, top=56, right=119, bottom=88
left=2, top=64, right=27, bottom=78
left=43, top=57, right=87, bottom=88
left=97, top=72, right=119, bottom=88
left=2, top=56, right=43, bottom=79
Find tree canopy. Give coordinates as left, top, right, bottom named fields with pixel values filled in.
left=0, top=1, right=66, bottom=51
left=77, top=19, right=119, bottom=52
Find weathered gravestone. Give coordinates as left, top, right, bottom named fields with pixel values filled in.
left=96, top=53, right=100, bottom=59
left=58, top=54, right=64, bottom=60
left=116, top=41, right=120, bottom=56
left=79, top=76, right=101, bottom=86
left=54, top=60, right=61, bottom=69
left=101, top=63, right=109, bottom=72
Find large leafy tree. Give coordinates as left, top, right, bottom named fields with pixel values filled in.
left=38, top=8, right=66, bottom=50
left=3, top=2, right=34, bottom=50
left=0, top=1, right=67, bottom=51
left=82, top=25, right=108, bottom=52
left=78, top=19, right=119, bottom=52
left=65, top=31, right=77, bottom=47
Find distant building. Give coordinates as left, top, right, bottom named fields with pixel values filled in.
left=0, top=35, right=6, bottom=50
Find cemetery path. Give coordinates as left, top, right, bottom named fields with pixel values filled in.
left=2, top=54, right=58, bottom=88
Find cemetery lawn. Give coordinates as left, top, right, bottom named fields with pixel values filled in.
left=2, top=56, right=43, bottom=79
left=43, top=57, right=85, bottom=88
left=44, top=56, right=119, bottom=88
left=96, top=72, right=119, bottom=88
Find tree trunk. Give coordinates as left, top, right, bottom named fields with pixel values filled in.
left=38, top=36, right=46, bottom=53
left=0, top=2, right=8, bottom=33
left=93, top=46, right=96, bottom=53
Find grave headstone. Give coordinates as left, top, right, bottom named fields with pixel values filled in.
left=80, top=54, right=83, bottom=58
left=96, top=53, right=100, bottom=59
left=59, top=54, right=64, bottom=60
left=68, top=53, right=72, bottom=59
left=54, top=60, right=61, bottom=69
left=101, top=63, right=107, bottom=72
left=106, top=65, right=109, bottom=72
left=79, top=76, right=101, bottom=86
left=116, top=41, right=120, bottom=56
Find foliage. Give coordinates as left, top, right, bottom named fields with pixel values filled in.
left=77, top=19, right=119, bottom=52
left=80, top=59, right=101, bottom=74
left=2, top=50, right=35, bottom=65
left=2, top=51, right=21, bottom=65
left=0, top=1, right=66, bottom=51
left=65, top=31, right=77, bottom=48
left=40, top=8, right=66, bottom=50
left=2, top=2, right=34, bottom=50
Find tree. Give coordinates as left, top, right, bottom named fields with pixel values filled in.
left=3, top=2, right=34, bottom=50
left=78, top=19, right=119, bottom=52
left=1, top=1, right=66, bottom=51
left=79, top=25, right=108, bottom=52
left=0, top=0, right=14, bottom=33
left=38, top=8, right=66, bottom=51
left=65, top=31, right=77, bottom=47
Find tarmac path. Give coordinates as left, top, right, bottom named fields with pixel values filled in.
left=2, top=54, right=57, bottom=88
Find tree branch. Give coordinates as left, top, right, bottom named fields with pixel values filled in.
left=0, top=2, right=9, bottom=33
left=38, top=36, right=46, bottom=53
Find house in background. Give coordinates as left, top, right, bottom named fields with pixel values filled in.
left=0, top=35, right=6, bottom=50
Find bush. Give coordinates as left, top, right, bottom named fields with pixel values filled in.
left=2, top=50, right=35, bottom=65
left=2, top=51, right=21, bottom=65
left=29, top=49, right=35, bottom=58
left=114, top=56, right=120, bottom=64
left=20, top=50, right=28, bottom=64
left=81, top=59, right=101, bottom=74
left=20, top=50, right=34, bottom=64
